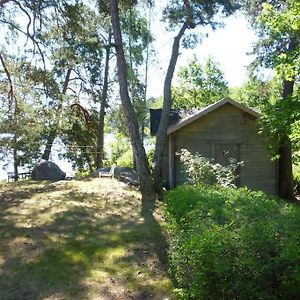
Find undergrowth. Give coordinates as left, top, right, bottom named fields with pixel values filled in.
left=165, top=184, right=300, bottom=299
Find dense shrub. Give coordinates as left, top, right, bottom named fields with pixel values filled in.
left=116, top=148, right=133, bottom=167
left=177, top=149, right=243, bottom=188
left=165, top=185, right=300, bottom=299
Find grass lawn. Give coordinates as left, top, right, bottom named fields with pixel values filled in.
left=0, top=178, right=173, bottom=300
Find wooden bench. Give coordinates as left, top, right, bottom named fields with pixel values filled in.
left=99, top=165, right=115, bottom=178
left=7, top=171, right=32, bottom=182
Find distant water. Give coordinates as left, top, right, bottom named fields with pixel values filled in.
left=0, top=158, right=74, bottom=182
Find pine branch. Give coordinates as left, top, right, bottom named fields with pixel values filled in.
left=0, top=51, right=18, bottom=111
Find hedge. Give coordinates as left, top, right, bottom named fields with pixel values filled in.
left=165, top=185, right=300, bottom=299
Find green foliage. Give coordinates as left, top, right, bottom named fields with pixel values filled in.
left=294, top=164, right=300, bottom=195
left=244, top=0, right=300, bottom=75
left=0, top=103, right=43, bottom=169
left=146, top=145, right=155, bottom=169
left=178, top=149, right=243, bottom=188
left=243, top=1, right=300, bottom=186
left=107, top=134, right=132, bottom=166
left=61, top=107, right=98, bottom=172
left=259, top=91, right=300, bottom=155
left=163, top=0, right=240, bottom=32
left=257, top=1, right=300, bottom=80
left=229, top=74, right=280, bottom=108
left=0, top=57, right=45, bottom=170
left=116, top=148, right=133, bottom=168
left=254, top=1, right=300, bottom=147
left=172, top=56, right=229, bottom=109
left=165, top=184, right=300, bottom=299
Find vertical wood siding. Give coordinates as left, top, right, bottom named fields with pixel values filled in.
left=168, top=103, right=277, bottom=194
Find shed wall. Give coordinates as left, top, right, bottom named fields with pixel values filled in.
left=168, top=103, right=277, bottom=194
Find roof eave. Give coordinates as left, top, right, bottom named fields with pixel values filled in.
left=167, top=98, right=260, bottom=135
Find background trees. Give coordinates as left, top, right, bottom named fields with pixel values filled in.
left=152, top=0, right=240, bottom=188
left=172, top=56, right=229, bottom=109
left=243, top=0, right=300, bottom=201
left=0, top=57, right=44, bottom=177
left=0, top=0, right=298, bottom=201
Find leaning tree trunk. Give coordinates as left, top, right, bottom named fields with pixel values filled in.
left=109, top=0, right=154, bottom=198
left=41, top=67, right=72, bottom=160
left=96, top=32, right=112, bottom=169
left=13, top=134, right=19, bottom=181
left=41, top=130, right=56, bottom=160
left=152, top=22, right=189, bottom=189
left=278, top=79, right=295, bottom=201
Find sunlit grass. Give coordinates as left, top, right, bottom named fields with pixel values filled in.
left=0, top=178, right=173, bottom=300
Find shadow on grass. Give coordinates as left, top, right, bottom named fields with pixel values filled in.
left=0, top=180, right=69, bottom=209
left=0, top=181, right=172, bottom=300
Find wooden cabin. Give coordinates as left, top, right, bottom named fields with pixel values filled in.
left=150, top=98, right=278, bottom=194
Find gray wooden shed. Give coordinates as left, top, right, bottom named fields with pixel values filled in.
left=152, top=98, right=278, bottom=194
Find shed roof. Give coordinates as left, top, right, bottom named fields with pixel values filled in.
left=150, top=109, right=182, bottom=136
left=167, top=98, right=260, bottom=135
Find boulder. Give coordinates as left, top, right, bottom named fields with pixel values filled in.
left=114, top=166, right=139, bottom=186
left=31, top=160, right=66, bottom=181
left=90, top=166, right=139, bottom=186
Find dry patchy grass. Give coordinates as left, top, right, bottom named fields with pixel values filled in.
left=0, top=178, right=174, bottom=300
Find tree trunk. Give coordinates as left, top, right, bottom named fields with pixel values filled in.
left=109, top=0, right=154, bottom=198
left=153, top=22, right=189, bottom=189
left=96, top=32, right=112, bottom=169
left=41, top=67, right=72, bottom=160
left=278, top=79, right=295, bottom=201
left=41, top=131, right=56, bottom=160
left=13, top=134, right=18, bottom=181
left=278, top=141, right=294, bottom=201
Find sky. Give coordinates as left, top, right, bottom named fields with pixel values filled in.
left=147, top=12, right=257, bottom=98
left=0, top=7, right=258, bottom=180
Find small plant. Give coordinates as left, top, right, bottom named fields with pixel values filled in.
left=177, top=149, right=243, bottom=188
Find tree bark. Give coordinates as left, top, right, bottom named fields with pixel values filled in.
left=13, top=134, right=18, bottom=181
left=41, top=131, right=56, bottom=160
left=277, top=35, right=297, bottom=202
left=96, top=32, right=112, bottom=169
left=278, top=79, right=295, bottom=201
left=152, top=22, right=189, bottom=189
left=109, top=0, right=154, bottom=198
left=278, top=140, right=294, bottom=201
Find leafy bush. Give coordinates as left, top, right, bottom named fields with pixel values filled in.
left=165, top=185, right=300, bottom=299
left=178, top=149, right=243, bottom=187
left=106, top=135, right=132, bottom=167
left=116, top=148, right=133, bottom=167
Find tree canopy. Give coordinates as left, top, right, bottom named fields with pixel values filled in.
left=243, top=0, right=300, bottom=201
left=172, top=56, right=229, bottom=109
left=0, top=0, right=299, bottom=201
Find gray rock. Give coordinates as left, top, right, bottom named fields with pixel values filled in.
left=114, top=166, right=139, bottom=186
left=90, top=166, right=139, bottom=186
left=31, top=160, right=66, bottom=181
